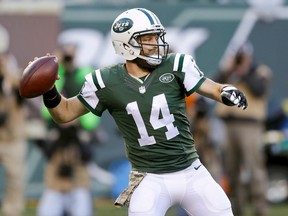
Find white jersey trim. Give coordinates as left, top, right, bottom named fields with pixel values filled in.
left=173, top=53, right=181, bottom=71
left=80, top=73, right=99, bottom=109
left=95, top=69, right=105, bottom=89
left=182, top=55, right=204, bottom=92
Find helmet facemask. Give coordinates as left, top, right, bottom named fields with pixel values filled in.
left=129, top=29, right=169, bottom=68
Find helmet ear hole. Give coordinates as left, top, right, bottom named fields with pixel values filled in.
left=112, top=41, right=139, bottom=60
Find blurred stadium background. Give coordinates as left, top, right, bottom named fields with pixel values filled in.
left=0, top=0, right=288, bottom=215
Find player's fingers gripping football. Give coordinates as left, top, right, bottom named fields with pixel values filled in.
left=28, top=54, right=50, bottom=65
left=221, top=86, right=248, bottom=110
left=28, top=57, right=38, bottom=65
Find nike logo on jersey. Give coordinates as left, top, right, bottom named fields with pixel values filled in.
left=194, top=164, right=202, bottom=170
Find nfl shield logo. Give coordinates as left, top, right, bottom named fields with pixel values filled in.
left=139, top=86, right=146, bottom=94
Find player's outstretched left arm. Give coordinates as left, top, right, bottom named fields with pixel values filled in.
left=196, top=78, right=248, bottom=110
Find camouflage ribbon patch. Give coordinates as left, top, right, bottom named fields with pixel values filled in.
left=114, top=171, right=146, bottom=208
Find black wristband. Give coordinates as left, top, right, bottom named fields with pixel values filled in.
left=43, top=85, right=61, bottom=108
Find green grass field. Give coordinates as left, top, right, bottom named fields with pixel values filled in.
left=23, top=199, right=288, bottom=216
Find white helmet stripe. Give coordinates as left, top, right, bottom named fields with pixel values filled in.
left=151, top=12, right=161, bottom=25
left=137, top=8, right=159, bottom=25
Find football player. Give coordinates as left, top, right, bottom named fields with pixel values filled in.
left=41, top=8, right=247, bottom=216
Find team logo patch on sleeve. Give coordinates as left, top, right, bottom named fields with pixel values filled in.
left=159, top=73, right=175, bottom=83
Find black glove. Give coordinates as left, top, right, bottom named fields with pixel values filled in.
left=221, top=86, right=248, bottom=110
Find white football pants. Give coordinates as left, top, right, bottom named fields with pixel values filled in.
left=129, top=159, right=233, bottom=216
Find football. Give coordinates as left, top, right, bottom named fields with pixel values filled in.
left=19, top=55, right=58, bottom=98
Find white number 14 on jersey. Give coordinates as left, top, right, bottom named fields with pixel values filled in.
left=126, top=93, right=179, bottom=146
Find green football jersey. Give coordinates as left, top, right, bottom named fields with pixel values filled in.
left=78, top=53, right=206, bottom=173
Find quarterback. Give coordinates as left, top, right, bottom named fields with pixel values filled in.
left=42, top=8, right=247, bottom=216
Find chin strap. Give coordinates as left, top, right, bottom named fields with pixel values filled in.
left=146, top=55, right=163, bottom=65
